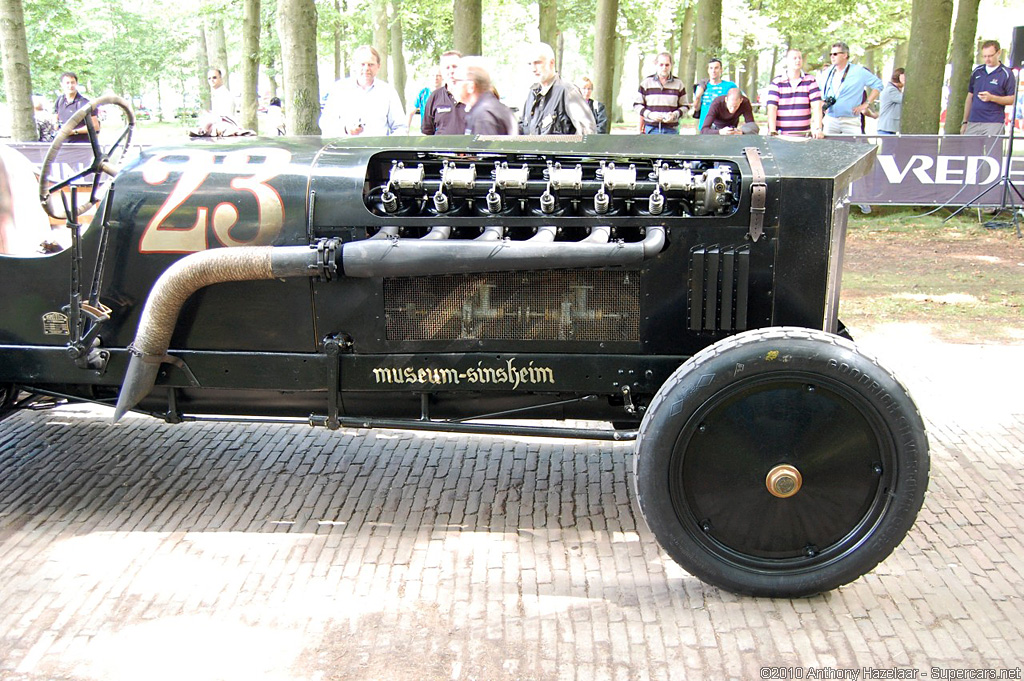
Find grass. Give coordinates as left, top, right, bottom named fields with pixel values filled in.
left=840, top=207, right=1024, bottom=344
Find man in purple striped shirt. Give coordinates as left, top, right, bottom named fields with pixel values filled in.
left=634, top=52, right=688, bottom=134
left=766, top=49, right=824, bottom=138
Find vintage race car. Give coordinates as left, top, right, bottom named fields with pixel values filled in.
left=0, top=96, right=929, bottom=597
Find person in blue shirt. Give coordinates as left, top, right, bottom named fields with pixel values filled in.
left=818, top=41, right=882, bottom=135
left=694, top=59, right=737, bottom=132
left=960, top=39, right=1016, bottom=136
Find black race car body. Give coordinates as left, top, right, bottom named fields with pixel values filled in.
left=0, top=129, right=928, bottom=598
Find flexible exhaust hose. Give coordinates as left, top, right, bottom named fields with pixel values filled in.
left=113, top=245, right=321, bottom=422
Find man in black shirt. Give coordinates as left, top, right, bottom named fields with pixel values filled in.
left=53, top=72, right=98, bottom=143
left=421, top=50, right=467, bottom=135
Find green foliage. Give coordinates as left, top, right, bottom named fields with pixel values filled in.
left=24, top=0, right=197, bottom=99
left=751, top=0, right=911, bottom=68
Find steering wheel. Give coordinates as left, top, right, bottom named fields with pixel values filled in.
left=38, top=94, right=135, bottom=220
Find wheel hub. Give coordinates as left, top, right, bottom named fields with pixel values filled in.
left=766, top=464, right=802, bottom=498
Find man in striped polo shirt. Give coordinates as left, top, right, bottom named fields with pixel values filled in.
left=766, top=49, right=824, bottom=137
left=634, top=52, right=688, bottom=134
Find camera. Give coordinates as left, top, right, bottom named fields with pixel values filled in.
left=822, top=96, right=837, bottom=112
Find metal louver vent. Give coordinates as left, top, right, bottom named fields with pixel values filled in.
left=384, top=269, right=640, bottom=342
left=689, top=245, right=750, bottom=332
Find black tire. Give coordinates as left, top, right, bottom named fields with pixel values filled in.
left=633, top=327, right=929, bottom=597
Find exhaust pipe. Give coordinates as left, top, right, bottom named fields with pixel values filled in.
left=339, top=225, right=665, bottom=277
left=113, top=245, right=328, bottom=422
left=113, top=226, right=666, bottom=422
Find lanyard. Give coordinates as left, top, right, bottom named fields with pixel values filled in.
left=824, top=65, right=849, bottom=98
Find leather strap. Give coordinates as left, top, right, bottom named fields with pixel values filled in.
left=744, top=147, right=767, bottom=242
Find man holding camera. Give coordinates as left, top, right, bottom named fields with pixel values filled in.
left=818, top=41, right=881, bottom=135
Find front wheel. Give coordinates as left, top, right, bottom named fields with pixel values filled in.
left=633, top=327, right=929, bottom=597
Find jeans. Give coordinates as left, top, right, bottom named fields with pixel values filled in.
left=644, top=124, right=679, bottom=135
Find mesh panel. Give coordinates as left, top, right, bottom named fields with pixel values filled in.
left=384, top=269, right=640, bottom=342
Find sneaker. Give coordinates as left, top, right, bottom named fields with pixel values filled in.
left=857, top=204, right=872, bottom=214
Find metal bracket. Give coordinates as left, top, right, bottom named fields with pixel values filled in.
left=621, top=385, right=637, bottom=415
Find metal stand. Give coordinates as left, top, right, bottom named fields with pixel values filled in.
left=945, top=68, right=1024, bottom=237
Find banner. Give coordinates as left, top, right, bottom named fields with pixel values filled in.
left=6, top=141, right=142, bottom=186
left=849, top=134, right=1024, bottom=207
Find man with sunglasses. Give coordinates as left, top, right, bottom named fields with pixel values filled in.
left=207, top=69, right=236, bottom=120
left=961, top=40, right=1015, bottom=136
left=818, top=42, right=881, bottom=135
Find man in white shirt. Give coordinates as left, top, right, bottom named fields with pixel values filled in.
left=320, top=45, right=407, bottom=137
left=207, top=69, right=236, bottom=119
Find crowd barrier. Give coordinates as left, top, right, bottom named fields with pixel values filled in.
left=845, top=134, right=1023, bottom=207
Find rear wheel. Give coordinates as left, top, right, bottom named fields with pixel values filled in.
left=633, top=327, right=929, bottom=597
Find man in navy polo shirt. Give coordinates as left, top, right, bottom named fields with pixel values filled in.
left=53, top=72, right=98, bottom=144
left=961, top=39, right=1016, bottom=136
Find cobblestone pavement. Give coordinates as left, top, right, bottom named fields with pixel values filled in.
left=1, top=327, right=1022, bottom=681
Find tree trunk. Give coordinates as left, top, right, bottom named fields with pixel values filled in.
left=206, top=16, right=229, bottom=82
left=277, top=0, right=321, bottom=135
left=685, top=29, right=698, bottom=94
left=0, top=0, right=36, bottom=141
left=766, top=46, right=778, bottom=87
left=943, top=0, right=980, bottom=135
left=539, top=0, right=557, bottom=57
left=197, top=26, right=212, bottom=111
left=333, top=0, right=342, bottom=80
left=902, top=0, right=952, bottom=134
left=893, top=40, right=908, bottom=69
left=240, top=0, right=260, bottom=129
left=611, top=34, right=624, bottom=123
left=677, top=4, right=694, bottom=95
left=863, top=47, right=876, bottom=77
left=373, top=0, right=388, bottom=81
left=593, top=0, right=618, bottom=118
left=694, top=0, right=721, bottom=70
left=556, top=32, right=564, bottom=76
left=741, top=34, right=756, bottom=96
left=389, top=0, right=406, bottom=103
left=453, top=0, right=481, bottom=55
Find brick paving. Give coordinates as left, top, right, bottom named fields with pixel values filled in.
left=1, top=330, right=1022, bottom=680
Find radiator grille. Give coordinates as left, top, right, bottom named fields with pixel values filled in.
left=384, top=269, right=640, bottom=341
left=689, top=244, right=750, bottom=332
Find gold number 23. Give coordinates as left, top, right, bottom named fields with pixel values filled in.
left=138, top=147, right=292, bottom=254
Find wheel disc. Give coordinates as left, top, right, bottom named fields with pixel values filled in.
left=669, top=372, right=896, bottom=571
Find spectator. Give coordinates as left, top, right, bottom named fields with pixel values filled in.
left=422, top=51, right=467, bottom=135
left=961, top=40, right=1016, bottom=136
left=818, top=41, right=881, bottom=135
left=408, top=67, right=442, bottom=131
left=700, top=88, right=758, bottom=135
left=207, top=68, right=236, bottom=119
left=877, top=68, right=904, bottom=135
left=634, top=52, right=688, bottom=135
left=519, top=43, right=596, bottom=135
left=34, top=97, right=57, bottom=142
left=319, top=45, right=407, bottom=137
left=694, top=59, right=736, bottom=131
left=452, top=58, right=516, bottom=135
left=266, top=96, right=286, bottom=136
left=766, top=49, right=823, bottom=138
left=53, top=72, right=98, bottom=143
left=578, top=76, right=609, bottom=134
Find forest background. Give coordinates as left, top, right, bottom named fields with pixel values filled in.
left=0, top=0, right=1020, bottom=139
